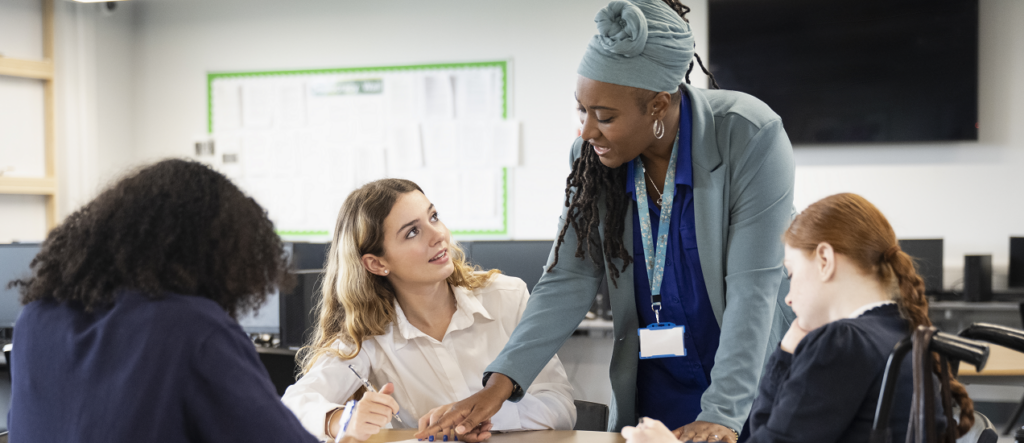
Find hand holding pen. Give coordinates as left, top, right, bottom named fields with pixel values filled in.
left=347, top=365, right=404, bottom=425
left=335, top=382, right=400, bottom=442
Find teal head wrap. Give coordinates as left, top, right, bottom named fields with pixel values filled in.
left=577, top=0, right=694, bottom=93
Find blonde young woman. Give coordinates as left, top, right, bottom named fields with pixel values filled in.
left=281, top=178, right=576, bottom=442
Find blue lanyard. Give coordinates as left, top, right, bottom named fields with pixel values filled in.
left=632, top=135, right=679, bottom=325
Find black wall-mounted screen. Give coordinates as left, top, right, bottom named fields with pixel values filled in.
left=708, top=0, right=978, bottom=144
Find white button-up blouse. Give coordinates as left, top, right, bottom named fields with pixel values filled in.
left=281, top=274, right=576, bottom=440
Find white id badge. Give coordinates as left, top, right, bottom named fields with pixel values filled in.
left=638, top=323, right=686, bottom=359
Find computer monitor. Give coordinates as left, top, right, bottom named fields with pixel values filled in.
left=464, top=241, right=554, bottom=293
left=237, top=290, right=280, bottom=335
left=898, top=239, right=944, bottom=295
left=0, top=243, right=41, bottom=328
left=280, top=270, right=325, bottom=349
left=290, top=242, right=329, bottom=271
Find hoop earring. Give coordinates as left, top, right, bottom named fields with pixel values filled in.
left=653, top=119, right=665, bottom=139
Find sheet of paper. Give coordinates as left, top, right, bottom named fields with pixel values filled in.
left=422, top=74, right=454, bottom=119
left=350, top=97, right=385, bottom=145
left=242, top=134, right=272, bottom=177
left=385, top=123, right=423, bottom=174
left=353, top=146, right=387, bottom=187
left=421, top=121, right=458, bottom=168
left=278, top=82, right=307, bottom=127
left=456, top=121, right=490, bottom=168
left=213, top=82, right=242, bottom=131
left=266, top=178, right=304, bottom=228
left=461, top=169, right=499, bottom=218
left=242, top=83, right=274, bottom=128
left=385, top=75, right=420, bottom=121
left=270, top=133, right=298, bottom=177
left=454, top=69, right=498, bottom=119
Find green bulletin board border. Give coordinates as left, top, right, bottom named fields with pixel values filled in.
left=207, top=61, right=510, bottom=237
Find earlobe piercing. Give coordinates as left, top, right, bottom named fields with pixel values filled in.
left=384, top=270, right=389, bottom=275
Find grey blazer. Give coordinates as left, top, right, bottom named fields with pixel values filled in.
left=486, top=83, right=796, bottom=432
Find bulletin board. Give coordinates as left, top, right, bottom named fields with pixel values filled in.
left=205, top=61, right=515, bottom=239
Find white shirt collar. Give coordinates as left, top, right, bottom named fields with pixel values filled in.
left=847, top=301, right=896, bottom=319
left=388, top=285, right=494, bottom=349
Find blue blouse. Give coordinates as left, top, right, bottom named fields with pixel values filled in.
left=628, top=94, right=722, bottom=429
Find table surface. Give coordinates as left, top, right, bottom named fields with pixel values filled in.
left=365, top=430, right=625, bottom=443
left=957, top=343, right=1024, bottom=376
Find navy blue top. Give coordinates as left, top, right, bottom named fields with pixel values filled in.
left=748, top=304, right=946, bottom=443
left=629, top=94, right=722, bottom=429
left=9, top=291, right=317, bottom=443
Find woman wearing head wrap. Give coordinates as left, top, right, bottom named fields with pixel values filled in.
left=418, top=1, right=795, bottom=442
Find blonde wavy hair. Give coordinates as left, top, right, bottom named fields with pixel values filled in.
left=298, top=178, right=499, bottom=375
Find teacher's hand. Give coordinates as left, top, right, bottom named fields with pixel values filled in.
left=417, top=403, right=493, bottom=443
left=673, top=420, right=736, bottom=443
left=412, top=373, right=513, bottom=442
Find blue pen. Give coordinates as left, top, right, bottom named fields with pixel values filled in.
left=347, top=365, right=404, bottom=424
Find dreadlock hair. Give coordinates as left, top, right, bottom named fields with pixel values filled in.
left=784, top=193, right=975, bottom=437
left=547, top=0, right=707, bottom=286
left=10, top=159, right=291, bottom=319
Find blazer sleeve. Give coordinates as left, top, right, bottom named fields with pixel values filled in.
left=500, top=279, right=578, bottom=430
left=697, top=118, right=796, bottom=431
left=485, top=137, right=604, bottom=392
left=746, top=323, right=882, bottom=443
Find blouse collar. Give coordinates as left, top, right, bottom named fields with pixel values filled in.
left=847, top=300, right=897, bottom=319
left=389, top=284, right=494, bottom=349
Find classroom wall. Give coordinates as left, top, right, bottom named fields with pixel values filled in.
left=3, top=0, right=1023, bottom=282
left=120, top=0, right=709, bottom=240
left=106, top=0, right=1024, bottom=289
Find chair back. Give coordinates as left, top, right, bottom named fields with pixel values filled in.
left=871, top=330, right=989, bottom=443
left=573, top=400, right=609, bottom=432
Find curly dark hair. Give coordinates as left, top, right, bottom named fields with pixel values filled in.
left=548, top=0, right=718, bottom=286
left=10, top=159, right=291, bottom=319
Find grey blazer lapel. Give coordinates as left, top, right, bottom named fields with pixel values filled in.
left=685, top=84, right=728, bottom=326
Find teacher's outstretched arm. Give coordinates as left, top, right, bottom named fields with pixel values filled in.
left=415, top=140, right=604, bottom=441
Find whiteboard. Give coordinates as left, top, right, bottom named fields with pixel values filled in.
left=205, top=61, right=514, bottom=239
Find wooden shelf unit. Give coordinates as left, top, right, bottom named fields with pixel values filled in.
left=0, top=0, right=58, bottom=230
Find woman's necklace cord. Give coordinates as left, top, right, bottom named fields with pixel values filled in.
left=645, top=170, right=664, bottom=206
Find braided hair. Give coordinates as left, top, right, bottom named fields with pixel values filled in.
left=549, top=1, right=717, bottom=286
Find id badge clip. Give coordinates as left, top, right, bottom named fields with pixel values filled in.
left=638, top=322, right=686, bottom=359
